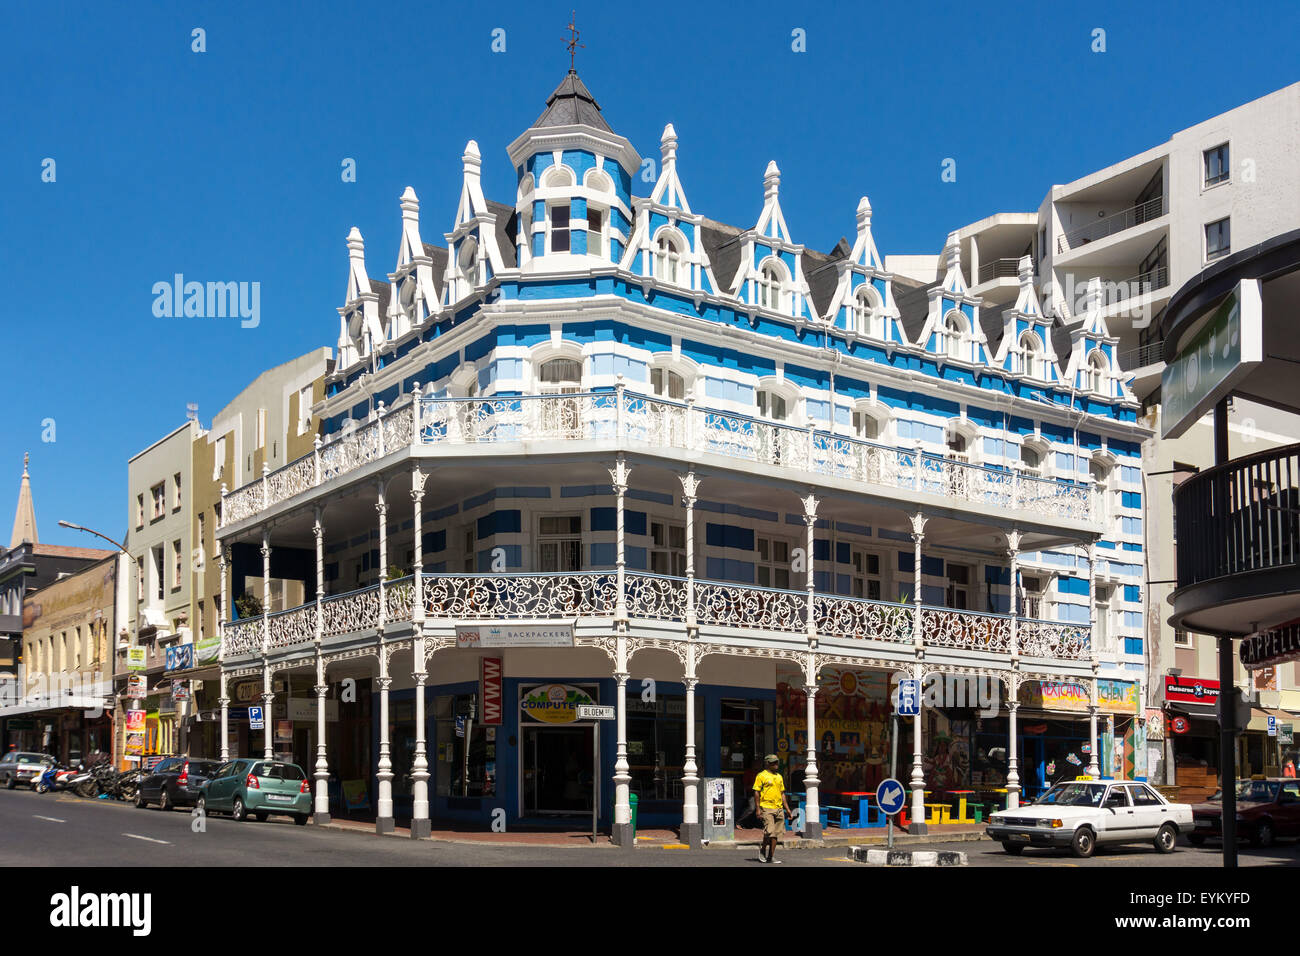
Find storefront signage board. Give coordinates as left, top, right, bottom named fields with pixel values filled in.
left=1164, top=675, right=1220, bottom=704
left=1161, top=279, right=1263, bottom=439
left=287, top=698, right=339, bottom=722
left=456, top=623, right=574, bottom=648
left=125, top=709, right=146, bottom=733
left=1240, top=618, right=1300, bottom=672
left=126, top=647, right=146, bottom=670
left=480, top=657, right=503, bottom=726
left=1281, top=724, right=1294, bottom=745
left=126, top=674, right=147, bottom=699
left=519, top=684, right=596, bottom=724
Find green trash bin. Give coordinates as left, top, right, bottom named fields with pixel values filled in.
left=629, top=792, right=639, bottom=838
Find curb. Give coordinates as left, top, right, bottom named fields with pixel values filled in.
left=846, top=846, right=969, bottom=866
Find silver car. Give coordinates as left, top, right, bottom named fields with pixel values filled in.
left=0, top=752, right=52, bottom=790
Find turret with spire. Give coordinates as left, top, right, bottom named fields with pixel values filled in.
left=10, top=453, right=37, bottom=549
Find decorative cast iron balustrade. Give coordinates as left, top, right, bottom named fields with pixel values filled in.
left=220, top=391, right=1099, bottom=529
left=220, top=571, right=1092, bottom=663
left=224, top=616, right=263, bottom=655
left=1017, top=618, right=1091, bottom=660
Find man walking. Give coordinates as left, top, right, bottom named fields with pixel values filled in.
left=752, top=754, right=792, bottom=863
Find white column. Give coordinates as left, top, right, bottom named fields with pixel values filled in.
left=611, top=457, right=630, bottom=618
left=909, top=512, right=928, bottom=831
left=313, top=662, right=330, bottom=823
left=804, top=655, right=822, bottom=840
left=375, top=482, right=394, bottom=833
left=1007, top=530, right=1021, bottom=656
left=802, top=493, right=819, bottom=644
left=218, top=546, right=230, bottom=762
left=218, top=673, right=230, bottom=763
left=1006, top=693, right=1021, bottom=810
left=261, top=687, right=274, bottom=759
left=610, top=456, right=633, bottom=846
left=410, top=466, right=430, bottom=839
left=679, top=472, right=701, bottom=848
left=261, top=531, right=271, bottom=653
left=1086, top=544, right=1101, bottom=778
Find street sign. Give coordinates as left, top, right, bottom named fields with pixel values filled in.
left=454, top=715, right=465, bottom=738
left=896, top=679, right=920, bottom=717
left=1268, top=715, right=1277, bottom=737
left=248, top=705, right=265, bottom=731
left=876, top=778, right=907, bottom=816
left=576, top=704, right=615, bottom=721
left=1282, top=724, right=1294, bottom=745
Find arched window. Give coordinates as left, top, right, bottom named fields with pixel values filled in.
left=852, top=408, right=885, bottom=441
left=1086, top=350, right=1109, bottom=393
left=854, top=286, right=883, bottom=337
left=757, top=261, right=785, bottom=312
left=539, top=358, right=583, bottom=393
left=458, top=238, right=478, bottom=288
left=943, top=311, right=968, bottom=361
left=655, top=234, right=682, bottom=284
left=1018, top=331, right=1044, bottom=379
left=541, top=165, right=575, bottom=189
left=756, top=388, right=790, bottom=421
left=584, top=168, right=614, bottom=193
left=650, top=366, right=685, bottom=400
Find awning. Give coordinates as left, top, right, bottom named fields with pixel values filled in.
left=1166, top=700, right=1218, bottom=720
left=1247, top=707, right=1294, bottom=732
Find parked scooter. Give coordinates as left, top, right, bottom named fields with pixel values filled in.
left=34, top=759, right=77, bottom=794
left=65, top=761, right=98, bottom=798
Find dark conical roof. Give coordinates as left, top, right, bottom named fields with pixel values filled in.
left=533, top=70, right=612, bottom=131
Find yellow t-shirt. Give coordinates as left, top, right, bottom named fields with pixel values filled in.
left=753, top=770, right=785, bottom=810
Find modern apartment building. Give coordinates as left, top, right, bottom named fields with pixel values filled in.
left=890, top=82, right=1300, bottom=786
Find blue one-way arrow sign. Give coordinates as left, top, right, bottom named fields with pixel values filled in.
left=876, top=777, right=907, bottom=816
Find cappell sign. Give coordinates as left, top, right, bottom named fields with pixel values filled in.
left=1240, top=619, right=1300, bottom=672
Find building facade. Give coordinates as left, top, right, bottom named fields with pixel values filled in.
left=214, top=71, right=1151, bottom=843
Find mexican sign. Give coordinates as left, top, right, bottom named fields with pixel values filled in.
left=1018, top=679, right=1139, bottom=713
left=1161, top=279, right=1263, bottom=439
left=519, top=683, right=596, bottom=724
left=456, top=623, right=574, bottom=648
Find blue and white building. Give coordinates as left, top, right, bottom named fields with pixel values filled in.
left=215, top=71, right=1150, bottom=844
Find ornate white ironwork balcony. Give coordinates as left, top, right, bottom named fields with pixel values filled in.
left=222, top=571, right=1091, bottom=665
left=219, top=390, right=1097, bottom=530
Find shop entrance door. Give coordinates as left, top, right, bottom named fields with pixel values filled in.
left=522, top=725, right=594, bottom=816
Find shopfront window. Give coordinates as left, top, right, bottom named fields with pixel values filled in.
left=435, top=694, right=493, bottom=798
left=390, top=699, right=415, bottom=798
left=625, top=694, right=704, bottom=813
left=720, top=697, right=773, bottom=811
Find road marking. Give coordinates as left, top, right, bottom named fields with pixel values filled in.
left=33, top=815, right=65, bottom=823
left=122, top=833, right=170, bottom=845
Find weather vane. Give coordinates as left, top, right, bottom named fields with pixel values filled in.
left=565, top=11, right=584, bottom=70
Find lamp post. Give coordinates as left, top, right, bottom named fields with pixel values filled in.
left=58, top=520, right=136, bottom=769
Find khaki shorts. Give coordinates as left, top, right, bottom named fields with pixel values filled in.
left=760, top=808, right=785, bottom=838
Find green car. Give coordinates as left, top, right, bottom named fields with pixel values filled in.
left=196, top=758, right=312, bottom=825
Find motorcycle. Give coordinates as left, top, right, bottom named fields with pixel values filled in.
left=34, top=760, right=77, bottom=794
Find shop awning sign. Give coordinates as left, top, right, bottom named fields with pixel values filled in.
left=1164, top=675, right=1220, bottom=704
left=165, top=643, right=193, bottom=672
left=456, top=623, right=574, bottom=648
left=1240, top=618, right=1300, bottom=672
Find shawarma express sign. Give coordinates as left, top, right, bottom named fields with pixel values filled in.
left=1240, top=619, right=1300, bottom=671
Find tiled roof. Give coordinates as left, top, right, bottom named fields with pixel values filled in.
left=533, top=70, right=612, bottom=132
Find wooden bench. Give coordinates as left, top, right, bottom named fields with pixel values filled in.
left=925, top=803, right=952, bottom=824
left=821, top=805, right=853, bottom=828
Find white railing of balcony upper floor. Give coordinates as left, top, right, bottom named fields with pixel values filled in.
left=220, top=388, right=1099, bottom=529
left=221, top=570, right=1092, bottom=662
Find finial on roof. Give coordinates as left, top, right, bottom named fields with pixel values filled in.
left=10, top=452, right=37, bottom=549
left=660, top=123, right=677, bottom=164
left=565, top=10, right=584, bottom=71
left=856, top=196, right=872, bottom=229
left=1018, top=255, right=1033, bottom=285
left=944, top=231, right=961, bottom=269
left=764, top=161, right=781, bottom=200
left=463, top=140, right=481, bottom=175
left=347, top=227, right=365, bottom=261
left=23, top=452, right=29, bottom=476
left=400, top=186, right=420, bottom=217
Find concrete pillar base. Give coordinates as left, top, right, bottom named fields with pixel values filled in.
left=910, top=820, right=929, bottom=836
left=313, top=811, right=331, bottom=826
left=611, top=822, right=634, bottom=848
left=803, top=821, right=823, bottom=840
left=410, top=818, right=431, bottom=839
left=680, top=821, right=702, bottom=849
left=375, top=816, right=395, bottom=835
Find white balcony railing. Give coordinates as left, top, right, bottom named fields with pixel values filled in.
left=221, top=571, right=1091, bottom=664
left=217, top=390, right=1098, bottom=529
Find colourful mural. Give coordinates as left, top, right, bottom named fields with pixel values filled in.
left=775, top=665, right=892, bottom=793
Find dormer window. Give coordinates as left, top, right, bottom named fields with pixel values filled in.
left=1020, top=445, right=1041, bottom=474
left=942, top=311, right=969, bottom=361
left=852, top=410, right=881, bottom=441
left=655, top=235, right=682, bottom=284
left=398, top=274, right=419, bottom=320
left=459, top=238, right=478, bottom=288
left=1085, top=350, right=1109, bottom=393
left=1017, top=331, right=1044, bottom=379
left=853, top=287, right=883, bottom=337
left=539, top=358, right=582, bottom=393
left=549, top=205, right=571, bottom=253
left=758, top=262, right=785, bottom=313
left=756, top=389, right=789, bottom=421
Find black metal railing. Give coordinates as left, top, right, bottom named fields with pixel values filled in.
left=1118, top=339, right=1166, bottom=370
left=1174, top=442, right=1300, bottom=588
left=1057, top=197, right=1165, bottom=254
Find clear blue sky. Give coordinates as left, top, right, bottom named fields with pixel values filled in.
left=3, top=0, right=1297, bottom=548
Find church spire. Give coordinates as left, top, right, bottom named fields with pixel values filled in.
left=10, top=453, right=37, bottom=549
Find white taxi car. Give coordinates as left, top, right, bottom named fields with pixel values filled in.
left=985, top=778, right=1194, bottom=858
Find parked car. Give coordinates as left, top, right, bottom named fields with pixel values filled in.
left=196, top=758, right=311, bottom=825
left=986, top=779, right=1194, bottom=858
left=135, top=755, right=224, bottom=810
left=0, top=752, right=55, bottom=790
left=1190, top=778, right=1300, bottom=847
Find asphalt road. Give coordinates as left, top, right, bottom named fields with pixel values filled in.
left=2, top=787, right=1297, bottom=867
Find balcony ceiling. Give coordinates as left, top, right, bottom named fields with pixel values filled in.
left=1053, top=219, right=1168, bottom=268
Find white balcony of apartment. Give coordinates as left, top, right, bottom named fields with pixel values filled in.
left=217, top=446, right=1100, bottom=675
left=1049, top=157, right=1168, bottom=270
left=957, top=214, right=1038, bottom=308
left=218, top=387, right=1105, bottom=543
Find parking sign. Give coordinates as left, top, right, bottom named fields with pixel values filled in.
left=897, top=679, right=920, bottom=716
left=249, top=705, right=265, bottom=730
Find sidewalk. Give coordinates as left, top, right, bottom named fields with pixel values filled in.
left=319, top=817, right=989, bottom=850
